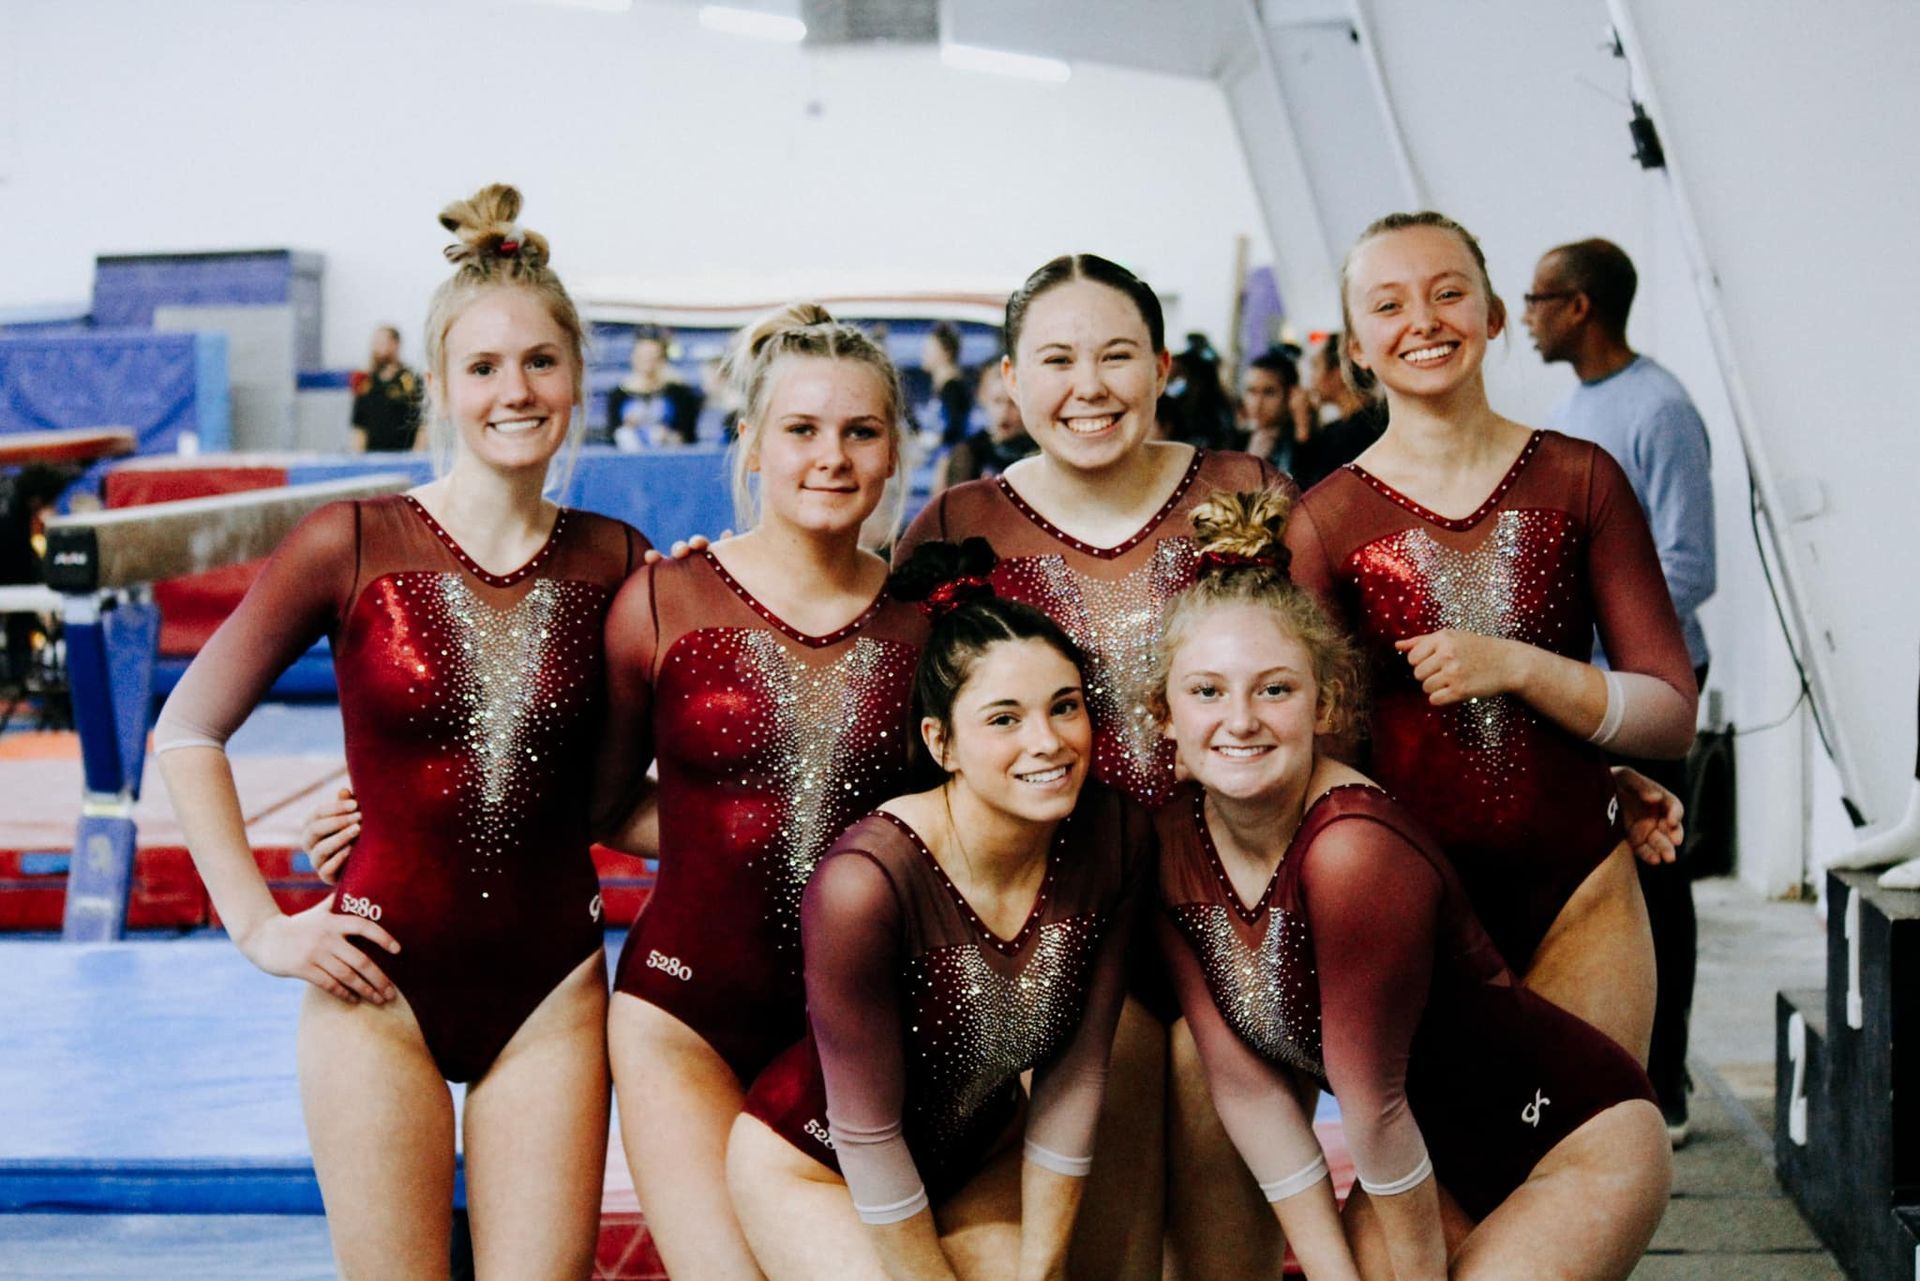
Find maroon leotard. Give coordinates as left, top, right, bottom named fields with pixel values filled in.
left=744, top=785, right=1149, bottom=1214
left=898, top=448, right=1287, bottom=811
left=1287, top=431, right=1696, bottom=968
left=1158, top=783, right=1655, bottom=1221
left=155, top=495, right=646, bottom=1083
left=602, top=551, right=925, bottom=1083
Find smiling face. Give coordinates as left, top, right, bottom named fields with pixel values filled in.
left=1163, top=603, right=1328, bottom=807
left=1344, top=223, right=1504, bottom=402
left=1005, top=278, right=1171, bottom=476
left=436, top=288, right=578, bottom=474
left=747, top=354, right=897, bottom=539
left=927, top=637, right=1092, bottom=825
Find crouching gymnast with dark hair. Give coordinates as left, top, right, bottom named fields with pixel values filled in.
left=729, top=537, right=1151, bottom=1281
left=1151, top=490, right=1670, bottom=1280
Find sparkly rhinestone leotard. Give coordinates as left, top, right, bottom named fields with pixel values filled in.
left=1287, top=432, right=1696, bottom=969
left=155, top=496, right=647, bottom=1083
left=896, top=448, right=1287, bottom=812
left=601, top=551, right=925, bottom=1083
left=1158, top=782, right=1654, bottom=1220
left=744, top=785, right=1151, bottom=1215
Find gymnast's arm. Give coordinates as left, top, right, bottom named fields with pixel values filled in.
left=1016, top=875, right=1137, bottom=1280
left=1156, top=911, right=1360, bottom=1280
left=1392, top=448, right=1696, bottom=757
left=1302, top=818, right=1447, bottom=1281
left=154, top=503, right=401, bottom=1001
left=589, top=563, right=662, bottom=848
left=805, top=850, right=961, bottom=1281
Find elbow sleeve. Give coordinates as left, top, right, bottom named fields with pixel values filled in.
left=1260, top=1152, right=1330, bottom=1202
left=827, top=1114, right=930, bottom=1226
left=1587, top=669, right=1694, bottom=758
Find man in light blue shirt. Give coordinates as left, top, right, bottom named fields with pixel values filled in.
left=1527, top=237, right=1716, bottom=1145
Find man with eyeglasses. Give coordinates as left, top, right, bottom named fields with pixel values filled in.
left=1527, top=236, right=1716, bottom=1150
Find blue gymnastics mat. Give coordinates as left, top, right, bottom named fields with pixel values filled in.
left=0, top=1213, right=336, bottom=1279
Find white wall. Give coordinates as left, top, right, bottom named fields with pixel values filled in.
left=0, top=0, right=1271, bottom=365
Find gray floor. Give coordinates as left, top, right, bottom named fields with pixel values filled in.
left=1633, top=876, right=1842, bottom=1279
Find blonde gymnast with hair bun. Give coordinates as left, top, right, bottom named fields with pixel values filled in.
left=158, top=183, right=648, bottom=1278
left=1155, top=488, right=1670, bottom=1281
left=593, top=302, right=932, bottom=1279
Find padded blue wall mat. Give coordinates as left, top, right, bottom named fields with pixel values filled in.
left=0, top=332, right=231, bottom=453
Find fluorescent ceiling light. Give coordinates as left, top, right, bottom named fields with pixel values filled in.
left=700, top=5, right=806, bottom=42
left=940, top=42, right=1070, bottom=83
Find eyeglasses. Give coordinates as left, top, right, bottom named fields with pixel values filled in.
left=1522, top=291, right=1577, bottom=308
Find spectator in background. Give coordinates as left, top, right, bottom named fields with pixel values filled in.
left=348, top=324, right=424, bottom=452
left=935, top=360, right=1037, bottom=491
left=1527, top=235, right=1715, bottom=1147
left=0, top=464, right=77, bottom=684
left=919, top=320, right=974, bottom=447
left=605, top=326, right=704, bottom=449
left=1236, top=346, right=1313, bottom=473
left=1165, top=331, right=1237, bottom=448
left=1293, top=330, right=1387, bottom=489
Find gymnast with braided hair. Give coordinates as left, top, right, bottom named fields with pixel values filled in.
left=1152, top=488, right=1669, bottom=1280
left=156, top=184, right=647, bottom=1277
left=729, top=537, right=1150, bottom=1281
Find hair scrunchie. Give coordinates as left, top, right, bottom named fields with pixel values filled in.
left=921, top=575, right=996, bottom=619
left=1197, top=547, right=1292, bottom=579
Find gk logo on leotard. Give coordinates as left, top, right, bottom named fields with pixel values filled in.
left=647, top=950, right=693, bottom=982
left=1521, top=1089, right=1550, bottom=1128
left=804, top=1119, right=835, bottom=1150
left=589, top=893, right=604, bottom=922
left=339, top=892, right=383, bottom=923
left=1607, top=795, right=1620, bottom=825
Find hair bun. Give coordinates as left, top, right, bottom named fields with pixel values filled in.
left=888, top=537, right=1000, bottom=614
left=438, top=183, right=550, bottom=271
left=1189, top=489, right=1295, bottom=582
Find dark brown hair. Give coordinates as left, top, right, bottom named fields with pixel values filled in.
left=1005, top=253, right=1167, bottom=359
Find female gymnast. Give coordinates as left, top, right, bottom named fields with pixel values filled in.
left=1285, top=212, right=1698, bottom=1060
left=730, top=538, right=1148, bottom=1281
left=594, top=304, right=928, bottom=1279
left=1155, top=488, right=1670, bottom=1280
left=898, top=252, right=1288, bottom=1279
left=156, top=184, right=645, bottom=1278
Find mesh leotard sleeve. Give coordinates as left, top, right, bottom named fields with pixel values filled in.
left=591, top=562, right=661, bottom=836
left=1299, top=814, right=1439, bottom=1196
left=1022, top=807, right=1150, bottom=1176
left=152, top=502, right=358, bottom=753
left=1582, top=446, right=1698, bottom=758
left=803, top=849, right=927, bottom=1224
left=1157, top=910, right=1330, bottom=1200
left=1281, top=498, right=1347, bottom=632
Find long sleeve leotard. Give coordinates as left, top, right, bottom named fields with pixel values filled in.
left=601, top=550, right=926, bottom=1082
left=1287, top=431, right=1697, bottom=968
left=154, top=495, right=647, bottom=1082
left=897, top=449, right=1287, bottom=811
left=744, top=785, right=1150, bottom=1220
left=1158, top=782, right=1655, bottom=1221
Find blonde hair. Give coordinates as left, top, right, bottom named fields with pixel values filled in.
left=1149, top=489, right=1364, bottom=744
left=1337, top=210, right=1504, bottom=394
left=722, top=303, right=908, bottom=546
left=422, top=183, right=588, bottom=486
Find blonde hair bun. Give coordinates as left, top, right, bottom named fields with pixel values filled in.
left=1189, top=488, right=1295, bottom=569
left=438, top=183, right=550, bottom=272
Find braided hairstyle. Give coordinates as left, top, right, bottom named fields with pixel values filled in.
left=889, top=537, right=1086, bottom=773
left=1149, top=489, right=1364, bottom=742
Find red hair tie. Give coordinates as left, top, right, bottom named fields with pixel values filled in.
left=497, top=238, right=521, bottom=256
left=922, top=575, right=995, bottom=618
left=1198, top=547, right=1291, bottom=578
